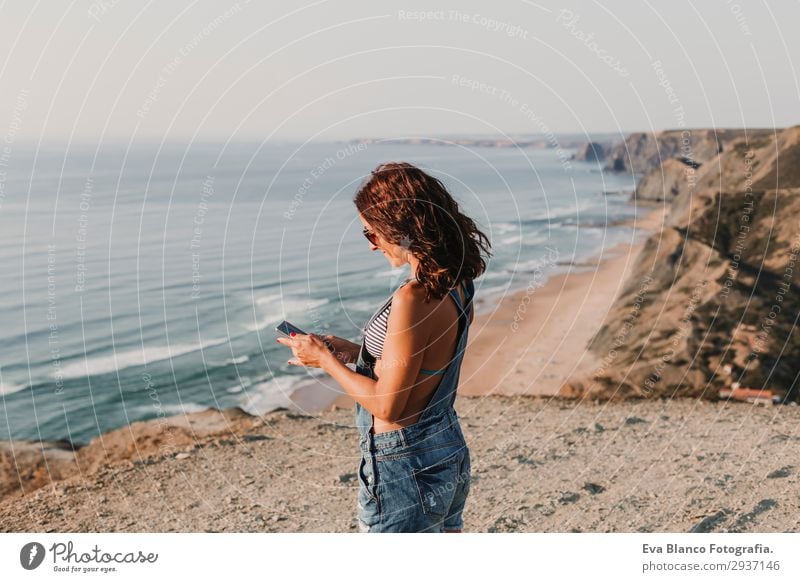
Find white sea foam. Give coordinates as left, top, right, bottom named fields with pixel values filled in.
left=373, top=267, right=409, bottom=279
left=500, top=235, right=522, bottom=245
left=225, top=376, right=253, bottom=394
left=238, top=375, right=299, bottom=416
left=346, top=299, right=376, bottom=312
left=0, top=381, right=27, bottom=395
left=224, top=355, right=250, bottom=365
left=476, top=281, right=514, bottom=300
left=57, top=337, right=230, bottom=380
left=246, top=294, right=329, bottom=332
left=238, top=370, right=329, bottom=416
left=492, top=221, right=519, bottom=234
left=515, top=254, right=561, bottom=273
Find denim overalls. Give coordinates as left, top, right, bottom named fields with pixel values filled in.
left=353, top=278, right=474, bottom=532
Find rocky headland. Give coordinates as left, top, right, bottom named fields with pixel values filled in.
left=562, top=125, right=800, bottom=403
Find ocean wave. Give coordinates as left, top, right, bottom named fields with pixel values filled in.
left=237, top=375, right=300, bottom=416
left=238, top=371, right=328, bottom=416
left=474, top=280, right=514, bottom=299
left=514, top=200, right=599, bottom=227
left=492, top=215, right=572, bottom=234
left=373, top=267, right=409, bottom=279
left=498, top=232, right=550, bottom=247
left=499, top=234, right=522, bottom=245
left=246, top=294, right=330, bottom=332
left=492, top=221, right=519, bottom=234
left=56, top=337, right=230, bottom=380
left=560, top=218, right=611, bottom=228
left=0, top=381, right=27, bottom=395
left=346, top=299, right=378, bottom=312
left=225, top=376, right=253, bottom=394
left=224, top=355, right=250, bottom=365
left=515, top=255, right=561, bottom=273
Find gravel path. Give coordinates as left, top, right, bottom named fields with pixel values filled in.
left=2, top=395, right=798, bottom=533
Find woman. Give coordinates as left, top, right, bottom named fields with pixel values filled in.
left=276, top=162, right=492, bottom=532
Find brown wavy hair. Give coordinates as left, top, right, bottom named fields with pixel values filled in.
left=354, top=161, right=492, bottom=302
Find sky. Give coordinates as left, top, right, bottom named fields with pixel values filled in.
left=1, top=0, right=798, bottom=143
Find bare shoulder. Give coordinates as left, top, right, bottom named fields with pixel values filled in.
left=394, top=281, right=441, bottom=320
left=393, top=280, right=429, bottom=308
left=387, top=283, right=433, bottom=341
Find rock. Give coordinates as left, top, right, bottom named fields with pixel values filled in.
left=175, top=453, right=191, bottom=460
left=513, top=455, right=541, bottom=466
left=583, top=482, right=606, bottom=494
left=604, top=128, right=769, bottom=174
left=572, top=142, right=609, bottom=162
left=558, top=491, right=580, bottom=504
left=732, top=499, right=778, bottom=531
left=242, top=434, right=272, bottom=442
left=631, top=158, right=689, bottom=201
left=338, top=472, right=357, bottom=483
left=625, top=416, right=648, bottom=425
left=766, top=466, right=792, bottom=479
left=536, top=503, right=556, bottom=516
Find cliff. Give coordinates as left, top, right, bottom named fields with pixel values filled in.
left=0, top=407, right=262, bottom=505
left=571, top=141, right=609, bottom=163
left=603, top=128, right=773, bottom=176
left=562, top=125, right=800, bottom=402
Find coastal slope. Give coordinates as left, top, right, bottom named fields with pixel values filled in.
left=563, top=126, right=800, bottom=402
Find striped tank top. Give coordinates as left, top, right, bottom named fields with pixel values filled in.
left=363, top=278, right=414, bottom=361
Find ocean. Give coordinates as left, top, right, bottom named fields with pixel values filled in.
left=0, top=140, right=638, bottom=445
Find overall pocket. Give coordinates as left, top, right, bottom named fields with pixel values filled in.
left=358, top=454, right=379, bottom=504
left=411, top=452, right=462, bottom=518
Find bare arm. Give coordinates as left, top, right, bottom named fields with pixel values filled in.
left=319, top=350, right=384, bottom=414
left=320, top=285, right=430, bottom=422
left=321, top=335, right=361, bottom=364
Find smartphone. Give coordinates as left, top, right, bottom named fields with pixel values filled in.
left=275, top=320, right=307, bottom=337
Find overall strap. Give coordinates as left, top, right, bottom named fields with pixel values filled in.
left=462, top=278, right=474, bottom=317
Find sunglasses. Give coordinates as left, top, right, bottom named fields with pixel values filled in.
left=362, top=227, right=379, bottom=245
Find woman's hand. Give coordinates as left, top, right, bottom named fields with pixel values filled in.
left=276, top=333, right=330, bottom=368
left=320, top=334, right=360, bottom=364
